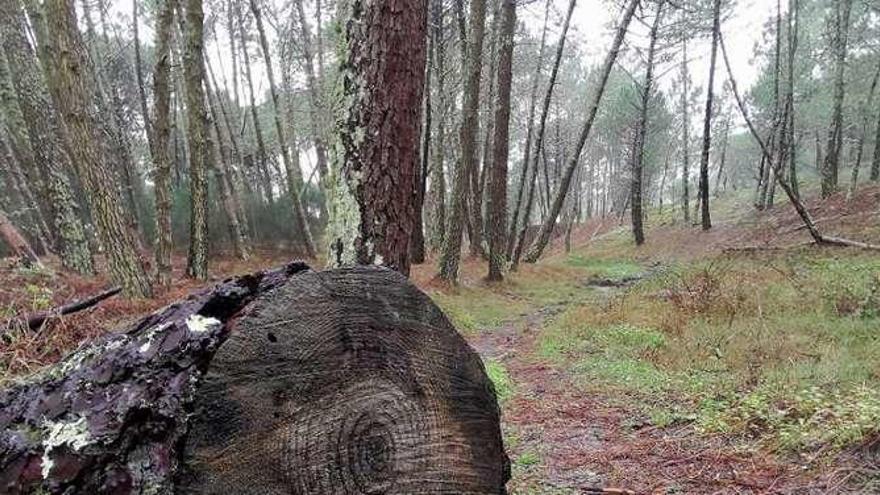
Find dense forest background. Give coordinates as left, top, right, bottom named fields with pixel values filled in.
left=2, top=0, right=878, bottom=296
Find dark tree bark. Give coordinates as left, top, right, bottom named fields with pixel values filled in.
left=328, top=0, right=428, bottom=277
left=486, top=0, right=515, bottom=281
left=438, top=0, right=487, bottom=282
left=182, top=0, right=210, bottom=281
left=631, top=0, right=664, bottom=246
left=510, top=0, right=576, bottom=270
left=0, top=264, right=509, bottom=494
left=698, top=0, right=722, bottom=231
left=524, top=0, right=639, bottom=263
left=821, top=0, right=852, bottom=198
left=508, top=0, right=550, bottom=258
left=0, top=0, right=93, bottom=275
left=871, top=106, right=880, bottom=182
left=249, top=0, right=317, bottom=259
left=37, top=0, right=152, bottom=298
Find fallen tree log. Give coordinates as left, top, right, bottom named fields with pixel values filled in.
left=0, top=263, right=510, bottom=494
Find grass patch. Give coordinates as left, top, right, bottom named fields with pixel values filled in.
left=565, top=256, right=643, bottom=280
left=535, top=249, right=880, bottom=453
left=430, top=287, right=528, bottom=335
left=485, top=359, right=514, bottom=403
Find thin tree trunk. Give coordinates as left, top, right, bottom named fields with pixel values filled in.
left=698, top=0, right=722, bottom=231
left=428, top=0, right=447, bottom=251
left=524, top=0, right=639, bottom=263
left=510, top=0, right=577, bottom=270
left=630, top=0, right=664, bottom=246
left=486, top=0, right=515, bottom=281
left=249, top=0, right=316, bottom=258
left=714, top=115, right=730, bottom=196
left=411, top=22, right=433, bottom=265
left=821, top=0, right=853, bottom=198
left=508, top=0, right=550, bottom=257
left=239, top=11, right=275, bottom=207
left=438, top=0, right=488, bottom=281
left=38, top=0, right=152, bottom=297
left=846, top=59, right=880, bottom=199
left=681, top=37, right=691, bottom=223
left=293, top=0, right=329, bottom=201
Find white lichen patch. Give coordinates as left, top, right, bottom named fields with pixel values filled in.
left=42, top=416, right=91, bottom=478
left=185, top=314, right=221, bottom=334
left=138, top=322, right=171, bottom=354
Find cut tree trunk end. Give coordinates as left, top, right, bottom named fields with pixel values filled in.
left=0, top=263, right=510, bottom=494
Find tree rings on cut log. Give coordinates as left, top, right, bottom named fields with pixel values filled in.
left=179, top=266, right=510, bottom=494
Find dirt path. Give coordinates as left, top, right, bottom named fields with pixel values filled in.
left=468, top=285, right=845, bottom=495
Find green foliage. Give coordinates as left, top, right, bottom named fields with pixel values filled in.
left=431, top=288, right=528, bottom=335
left=564, top=256, right=643, bottom=279
left=485, top=359, right=514, bottom=404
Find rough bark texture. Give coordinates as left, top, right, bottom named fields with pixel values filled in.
left=631, top=0, right=663, bottom=246
left=328, top=0, right=428, bottom=277
left=698, top=0, right=721, bottom=231
left=438, top=0, right=487, bottom=282
left=0, top=262, right=308, bottom=494
left=182, top=0, right=210, bottom=281
left=486, top=0, right=515, bottom=282
left=152, top=0, right=176, bottom=288
left=0, top=264, right=509, bottom=494
left=39, top=0, right=152, bottom=298
left=0, top=0, right=93, bottom=275
left=821, top=0, right=852, bottom=198
left=524, top=0, right=638, bottom=263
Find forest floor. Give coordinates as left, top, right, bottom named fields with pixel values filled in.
left=2, top=185, right=880, bottom=493
left=413, top=184, right=880, bottom=494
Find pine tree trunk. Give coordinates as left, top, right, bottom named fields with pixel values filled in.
left=151, top=0, right=176, bottom=288
left=681, top=38, right=691, bottom=223
left=328, top=0, right=428, bottom=276
left=846, top=59, right=880, bottom=199
left=239, top=13, right=275, bottom=207
left=428, top=0, right=447, bottom=252
left=0, top=2, right=93, bottom=274
left=411, top=29, right=432, bottom=266
left=438, top=0, right=487, bottom=281
left=38, top=0, right=152, bottom=298
left=250, top=0, right=317, bottom=258
left=821, top=0, right=852, bottom=198
left=293, top=0, right=329, bottom=192
left=0, top=48, right=53, bottom=255
left=486, top=0, right=515, bottom=282
left=524, top=0, right=638, bottom=263
left=631, top=0, right=664, bottom=246
left=508, top=0, right=550, bottom=258
left=871, top=107, right=880, bottom=181
left=698, top=0, right=721, bottom=231
left=181, top=0, right=210, bottom=280
left=510, top=0, right=577, bottom=270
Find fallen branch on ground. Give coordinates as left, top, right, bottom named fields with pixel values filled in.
left=19, top=287, right=122, bottom=332
left=720, top=32, right=880, bottom=252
